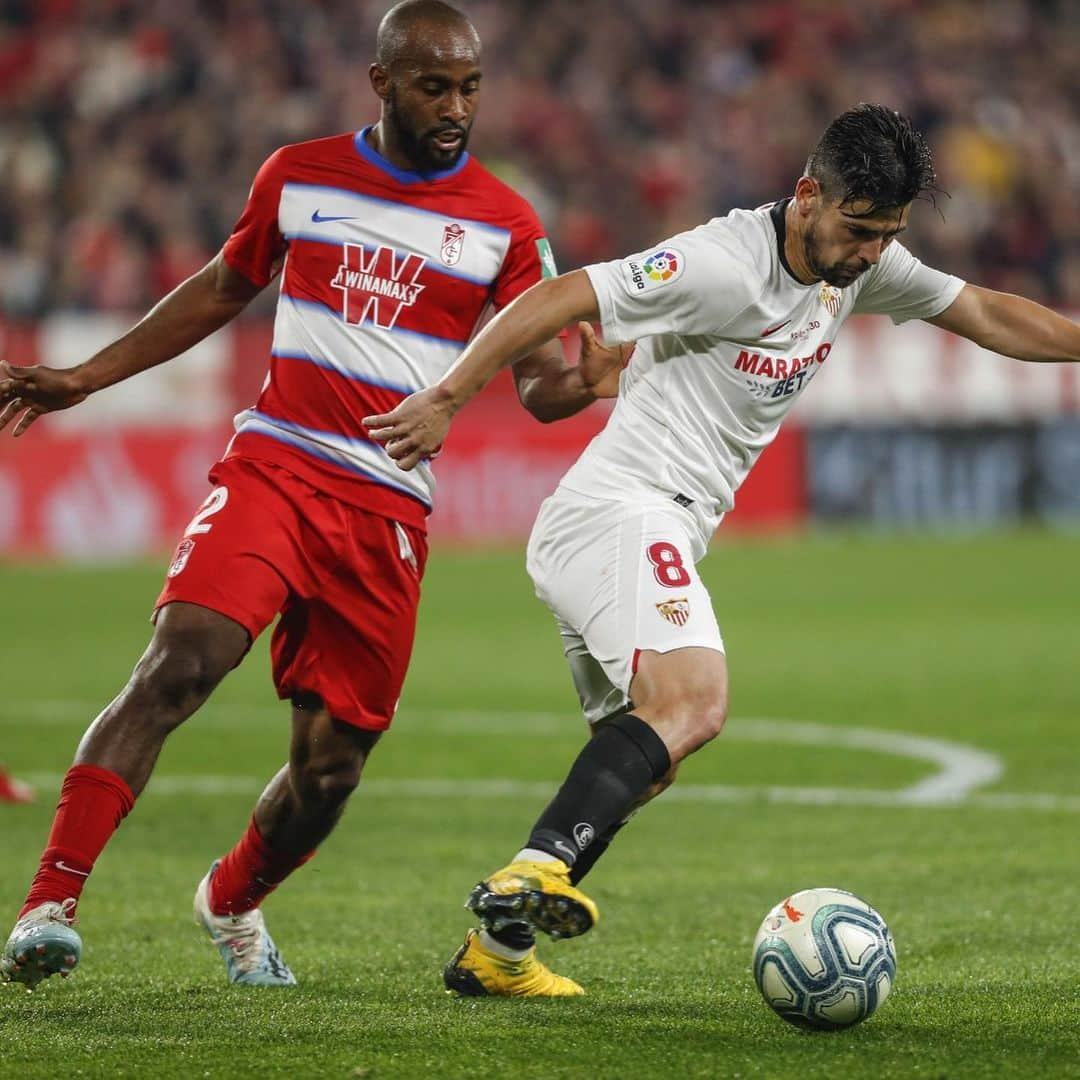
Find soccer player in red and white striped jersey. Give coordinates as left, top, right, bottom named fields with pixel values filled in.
left=0, top=0, right=619, bottom=994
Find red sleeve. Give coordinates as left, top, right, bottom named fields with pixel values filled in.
left=221, top=149, right=289, bottom=288
left=492, top=202, right=556, bottom=311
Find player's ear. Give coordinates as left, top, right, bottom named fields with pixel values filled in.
left=793, top=175, right=821, bottom=216
left=369, top=62, right=392, bottom=101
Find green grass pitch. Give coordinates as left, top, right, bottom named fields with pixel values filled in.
left=1, top=531, right=1078, bottom=1078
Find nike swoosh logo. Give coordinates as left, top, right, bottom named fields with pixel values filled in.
left=311, top=210, right=358, bottom=224
left=761, top=320, right=791, bottom=339
left=553, top=841, right=576, bottom=858
left=55, top=860, right=90, bottom=878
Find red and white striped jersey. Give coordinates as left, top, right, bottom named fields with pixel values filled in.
left=219, top=127, right=554, bottom=529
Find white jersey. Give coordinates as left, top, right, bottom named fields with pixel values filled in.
left=562, top=200, right=965, bottom=552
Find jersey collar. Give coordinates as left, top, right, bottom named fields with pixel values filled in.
left=769, top=197, right=810, bottom=285
left=354, top=125, right=470, bottom=184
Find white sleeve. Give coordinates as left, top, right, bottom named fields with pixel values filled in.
left=584, top=227, right=756, bottom=343
left=851, top=241, right=965, bottom=324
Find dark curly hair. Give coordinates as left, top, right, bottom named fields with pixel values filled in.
left=805, top=103, right=938, bottom=213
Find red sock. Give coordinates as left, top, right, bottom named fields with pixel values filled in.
left=209, top=819, right=316, bottom=915
left=20, top=764, right=136, bottom=918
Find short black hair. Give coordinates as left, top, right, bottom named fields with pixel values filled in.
left=805, top=103, right=938, bottom=214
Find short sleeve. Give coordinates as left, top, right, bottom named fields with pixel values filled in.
left=584, top=226, right=756, bottom=343
left=851, top=242, right=965, bottom=324
left=491, top=203, right=555, bottom=311
left=221, top=149, right=289, bottom=289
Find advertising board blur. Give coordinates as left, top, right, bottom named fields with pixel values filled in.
left=1, top=315, right=1077, bottom=559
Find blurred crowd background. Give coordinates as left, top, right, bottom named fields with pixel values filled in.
left=1, top=0, right=1078, bottom=318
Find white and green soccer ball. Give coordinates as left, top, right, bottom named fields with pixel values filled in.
left=751, top=887, right=896, bottom=1031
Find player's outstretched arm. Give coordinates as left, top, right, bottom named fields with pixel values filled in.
left=927, top=284, right=1080, bottom=363
left=365, top=269, right=602, bottom=470
left=0, top=252, right=262, bottom=437
left=510, top=322, right=629, bottom=424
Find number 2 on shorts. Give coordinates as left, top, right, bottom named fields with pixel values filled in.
left=647, top=541, right=691, bottom=588
left=184, top=486, right=229, bottom=536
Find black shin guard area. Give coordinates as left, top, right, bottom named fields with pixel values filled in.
left=527, top=714, right=671, bottom=866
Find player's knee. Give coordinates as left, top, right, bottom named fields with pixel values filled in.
left=673, top=688, right=727, bottom=751
left=128, top=644, right=228, bottom=719
left=643, top=682, right=728, bottom=758
left=299, top=757, right=363, bottom=809
left=694, top=685, right=728, bottom=744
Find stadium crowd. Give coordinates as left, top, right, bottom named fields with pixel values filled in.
left=1, top=0, right=1078, bottom=317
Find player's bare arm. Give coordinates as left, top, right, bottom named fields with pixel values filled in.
left=365, top=269, right=602, bottom=469
left=927, top=283, right=1080, bottom=363
left=511, top=323, right=628, bottom=424
left=0, top=252, right=263, bottom=437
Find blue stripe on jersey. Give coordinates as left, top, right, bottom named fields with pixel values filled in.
left=353, top=126, right=470, bottom=184
left=237, top=411, right=433, bottom=506
left=281, top=231, right=498, bottom=287
left=279, top=294, right=470, bottom=347
left=270, top=349, right=420, bottom=396
left=282, top=182, right=511, bottom=238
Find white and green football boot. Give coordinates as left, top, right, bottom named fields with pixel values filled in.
left=2, top=898, right=81, bottom=989
left=193, top=862, right=296, bottom=987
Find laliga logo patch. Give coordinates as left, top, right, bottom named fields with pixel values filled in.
left=624, top=247, right=684, bottom=292
left=441, top=223, right=465, bottom=266
left=573, top=822, right=596, bottom=850
left=819, top=282, right=842, bottom=317
left=167, top=538, right=196, bottom=578
left=644, top=249, right=680, bottom=281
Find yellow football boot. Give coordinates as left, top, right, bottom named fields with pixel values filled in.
left=443, top=930, right=584, bottom=997
left=466, top=859, right=599, bottom=939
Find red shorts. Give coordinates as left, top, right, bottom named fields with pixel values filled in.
left=155, top=457, right=428, bottom=731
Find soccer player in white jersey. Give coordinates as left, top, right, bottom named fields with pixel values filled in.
left=366, top=103, right=1080, bottom=994
left=0, top=0, right=622, bottom=996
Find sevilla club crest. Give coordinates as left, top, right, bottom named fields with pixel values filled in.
left=441, top=223, right=465, bottom=266
left=819, top=283, right=842, bottom=317
left=655, top=598, right=690, bottom=627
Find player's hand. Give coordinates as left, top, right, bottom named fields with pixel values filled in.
left=364, top=386, right=455, bottom=472
left=0, top=362, right=90, bottom=437
left=578, top=322, right=632, bottom=399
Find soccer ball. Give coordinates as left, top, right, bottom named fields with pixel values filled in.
left=751, top=887, right=896, bottom=1031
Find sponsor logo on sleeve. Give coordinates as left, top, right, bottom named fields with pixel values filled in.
left=623, top=247, right=684, bottom=292
left=536, top=238, right=558, bottom=279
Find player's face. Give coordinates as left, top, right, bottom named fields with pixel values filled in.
left=803, top=197, right=910, bottom=288
left=384, top=40, right=481, bottom=173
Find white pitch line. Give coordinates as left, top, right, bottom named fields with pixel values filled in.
left=15, top=774, right=1080, bottom=813
left=8, top=705, right=1074, bottom=811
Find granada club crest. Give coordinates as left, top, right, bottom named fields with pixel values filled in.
left=655, top=598, right=691, bottom=626
left=168, top=538, right=196, bottom=578
left=819, top=283, right=842, bottom=317
left=441, top=223, right=465, bottom=266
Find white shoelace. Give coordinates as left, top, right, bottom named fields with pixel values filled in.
left=19, top=897, right=77, bottom=930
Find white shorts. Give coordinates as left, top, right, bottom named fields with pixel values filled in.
left=526, top=492, right=725, bottom=726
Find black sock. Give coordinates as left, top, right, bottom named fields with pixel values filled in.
left=568, top=817, right=628, bottom=885
left=526, top=714, right=670, bottom=868
left=486, top=920, right=536, bottom=951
